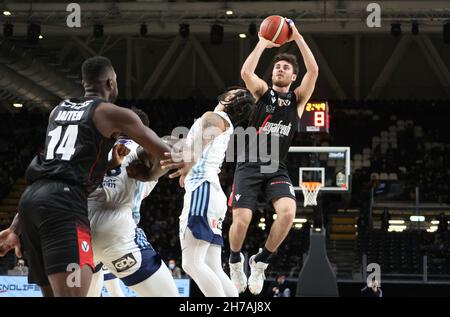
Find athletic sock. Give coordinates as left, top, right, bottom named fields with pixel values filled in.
left=254, top=247, right=273, bottom=263
left=229, top=251, right=242, bottom=264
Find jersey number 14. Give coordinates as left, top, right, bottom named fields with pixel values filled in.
left=45, top=125, right=78, bottom=161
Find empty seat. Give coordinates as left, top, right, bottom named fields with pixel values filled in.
left=354, top=154, right=362, bottom=161
left=362, top=160, right=371, bottom=168
left=363, top=148, right=371, bottom=155
left=379, top=173, right=389, bottom=180
left=380, top=131, right=388, bottom=138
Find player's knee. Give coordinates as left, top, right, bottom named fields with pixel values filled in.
left=276, top=206, right=296, bottom=224
left=234, top=217, right=251, bottom=232
left=182, top=258, right=196, bottom=276
left=232, top=209, right=252, bottom=229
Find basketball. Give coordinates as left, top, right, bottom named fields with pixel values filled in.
left=259, top=15, right=292, bottom=45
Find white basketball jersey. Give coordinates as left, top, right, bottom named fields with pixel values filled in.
left=88, top=140, right=157, bottom=225
left=184, top=111, right=233, bottom=192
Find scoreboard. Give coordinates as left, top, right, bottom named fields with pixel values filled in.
left=299, top=101, right=329, bottom=133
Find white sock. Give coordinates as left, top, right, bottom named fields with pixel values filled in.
left=128, top=262, right=179, bottom=297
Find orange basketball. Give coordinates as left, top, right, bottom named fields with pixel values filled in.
left=259, top=15, right=292, bottom=45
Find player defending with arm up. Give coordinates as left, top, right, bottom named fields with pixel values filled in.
left=161, top=88, right=255, bottom=297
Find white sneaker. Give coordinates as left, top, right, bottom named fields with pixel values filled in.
left=229, top=253, right=247, bottom=293
left=248, top=249, right=269, bottom=295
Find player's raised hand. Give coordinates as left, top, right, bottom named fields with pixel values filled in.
left=258, top=33, right=281, bottom=48
left=111, top=143, right=130, bottom=167
left=0, top=228, right=22, bottom=258
left=285, top=18, right=302, bottom=42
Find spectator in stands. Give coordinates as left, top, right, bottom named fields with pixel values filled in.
left=7, top=258, right=28, bottom=276
left=360, top=279, right=382, bottom=297
left=168, top=258, right=183, bottom=278
left=267, top=274, right=291, bottom=297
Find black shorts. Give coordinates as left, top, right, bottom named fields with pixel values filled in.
left=228, top=162, right=296, bottom=212
left=18, top=179, right=94, bottom=286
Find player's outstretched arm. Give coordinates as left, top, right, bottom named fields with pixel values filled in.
left=161, top=112, right=228, bottom=184
left=93, top=103, right=171, bottom=160
left=0, top=213, right=22, bottom=258
left=286, top=19, right=319, bottom=118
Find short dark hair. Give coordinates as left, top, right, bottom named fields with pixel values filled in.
left=273, top=53, right=299, bottom=74
left=81, top=56, right=114, bottom=82
left=131, top=107, right=149, bottom=127
left=218, top=86, right=256, bottom=126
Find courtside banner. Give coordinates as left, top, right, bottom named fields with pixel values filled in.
left=0, top=276, right=41, bottom=297
left=0, top=276, right=190, bottom=297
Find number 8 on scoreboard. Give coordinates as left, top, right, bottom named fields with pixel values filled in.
left=299, top=101, right=329, bottom=133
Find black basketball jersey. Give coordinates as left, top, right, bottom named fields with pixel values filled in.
left=26, top=97, right=115, bottom=194
left=245, top=87, right=298, bottom=168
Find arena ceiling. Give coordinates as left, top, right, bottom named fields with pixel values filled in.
left=0, top=1, right=449, bottom=111
left=1, top=1, right=449, bottom=34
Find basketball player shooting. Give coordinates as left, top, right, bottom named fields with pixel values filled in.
left=228, top=18, right=319, bottom=295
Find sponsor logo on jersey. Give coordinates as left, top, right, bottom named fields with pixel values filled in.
left=102, top=178, right=117, bottom=188
left=266, top=104, right=276, bottom=113
left=260, top=120, right=292, bottom=137
left=61, top=100, right=92, bottom=110
left=278, top=98, right=291, bottom=107
left=211, top=218, right=223, bottom=231
left=235, top=194, right=241, bottom=201
left=81, top=241, right=90, bottom=252
left=112, top=253, right=137, bottom=272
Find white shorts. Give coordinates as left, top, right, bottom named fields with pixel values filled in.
left=179, top=181, right=227, bottom=246
left=90, top=208, right=162, bottom=286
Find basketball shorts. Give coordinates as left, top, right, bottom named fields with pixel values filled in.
left=228, top=162, right=296, bottom=212
left=180, top=181, right=226, bottom=246
left=18, top=179, right=94, bottom=286
left=92, top=224, right=162, bottom=287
